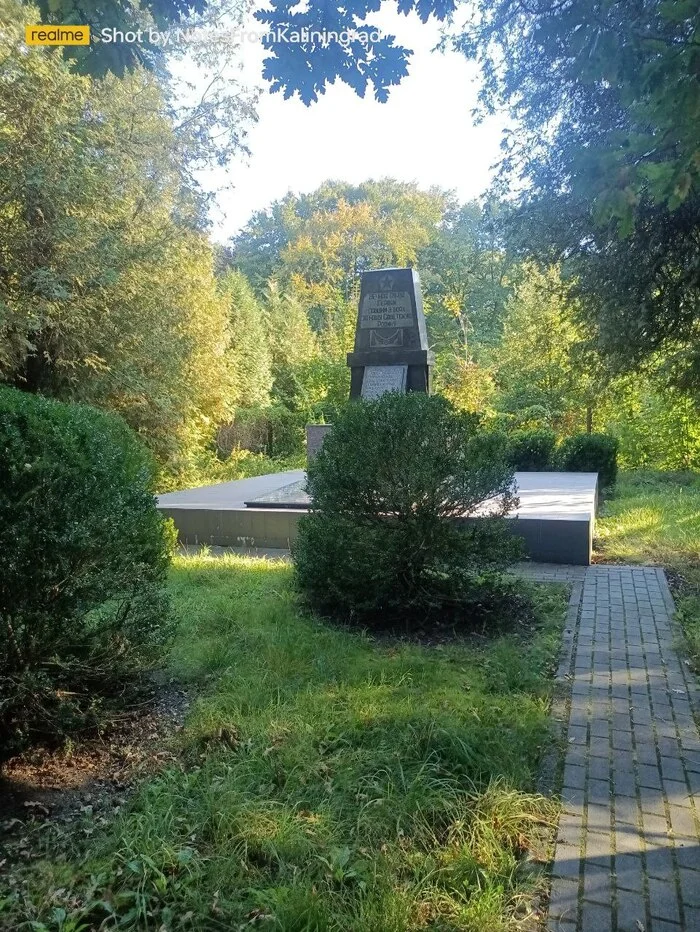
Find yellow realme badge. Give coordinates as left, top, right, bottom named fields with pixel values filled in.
left=25, top=24, right=90, bottom=45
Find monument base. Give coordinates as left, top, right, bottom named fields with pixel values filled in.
left=157, top=471, right=598, bottom=566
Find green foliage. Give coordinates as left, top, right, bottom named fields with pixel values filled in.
left=460, top=1, right=700, bottom=223
left=0, top=388, right=173, bottom=755
left=0, top=6, right=236, bottom=481
left=460, top=1, right=700, bottom=395
left=597, top=372, right=700, bottom=471
left=219, top=270, right=273, bottom=410
left=557, top=433, right=619, bottom=489
left=495, top=263, right=599, bottom=434
left=507, top=430, right=556, bottom=472
left=9, top=551, right=566, bottom=929
left=420, top=201, right=510, bottom=357
left=26, top=0, right=207, bottom=76
left=294, top=393, right=525, bottom=626
left=597, top=470, right=700, bottom=568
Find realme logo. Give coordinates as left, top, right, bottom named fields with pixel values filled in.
left=25, top=24, right=90, bottom=45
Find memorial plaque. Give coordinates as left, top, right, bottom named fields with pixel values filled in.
left=360, top=365, right=407, bottom=400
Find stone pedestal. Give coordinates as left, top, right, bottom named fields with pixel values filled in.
left=306, top=424, right=332, bottom=464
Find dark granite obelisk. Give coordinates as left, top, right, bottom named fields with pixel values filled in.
left=347, top=267, right=434, bottom=399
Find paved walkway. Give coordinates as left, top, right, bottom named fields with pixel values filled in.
left=525, top=564, right=700, bottom=932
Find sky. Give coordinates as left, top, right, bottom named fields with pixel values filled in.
left=193, top=5, right=506, bottom=241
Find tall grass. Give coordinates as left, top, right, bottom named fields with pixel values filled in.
left=7, top=554, right=566, bottom=931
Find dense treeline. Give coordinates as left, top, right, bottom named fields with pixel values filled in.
left=222, top=184, right=700, bottom=472
left=1, top=0, right=699, bottom=491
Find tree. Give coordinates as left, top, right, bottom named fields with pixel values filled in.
left=457, top=1, right=700, bottom=223
left=228, top=179, right=446, bottom=349
left=453, top=1, right=700, bottom=396
left=23, top=0, right=455, bottom=102
left=419, top=202, right=510, bottom=359
left=254, top=0, right=458, bottom=104
left=24, top=0, right=208, bottom=75
left=0, top=9, right=235, bottom=475
left=495, top=263, right=600, bottom=435
left=220, top=270, right=273, bottom=409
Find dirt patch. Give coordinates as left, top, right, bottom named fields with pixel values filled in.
left=0, top=679, right=190, bottom=889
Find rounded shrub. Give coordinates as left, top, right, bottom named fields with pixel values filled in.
left=507, top=429, right=557, bottom=471
left=557, top=432, right=619, bottom=487
left=293, top=393, right=527, bottom=628
left=0, top=387, right=174, bottom=756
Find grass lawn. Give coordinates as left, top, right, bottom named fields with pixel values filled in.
left=5, top=553, right=567, bottom=932
left=596, top=469, right=700, bottom=668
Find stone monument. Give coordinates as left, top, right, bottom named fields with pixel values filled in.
left=306, top=267, right=433, bottom=461
left=347, top=267, right=433, bottom=399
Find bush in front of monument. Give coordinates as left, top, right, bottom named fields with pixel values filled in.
left=293, top=393, right=528, bottom=628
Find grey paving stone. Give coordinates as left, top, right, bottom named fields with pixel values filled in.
left=679, top=867, right=700, bottom=908
left=648, top=875, right=681, bottom=923
left=613, top=768, right=638, bottom=797
left=639, top=787, right=667, bottom=819
left=646, top=846, right=676, bottom=881
left=580, top=900, right=612, bottom=932
left=665, top=779, right=693, bottom=809
left=638, top=763, right=664, bottom=789
left=552, top=842, right=582, bottom=879
left=668, top=805, right=699, bottom=840
left=548, top=878, right=579, bottom=922
left=584, top=830, right=613, bottom=869
left=561, top=787, right=586, bottom=812
left=642, top=808, right=669, bottom=830
left=613, top=729, right=634, bottom=751
left=590, top=755, right=612, bottom=780
left=636, top=741, right=660, bottom=766
left=615, top=821, right=645, bottom=855
left=615, top=887, right=647, bottom=932
left=546, top=919, right=576, bottom=931
left=557, top=814, right=584, bottom=848
left=674, top=843, right=700, bottom=872
left=648, top=919, right=684, bottom=932
left=563, top=762, right=587, bottom=790
left=660, top=757, right=687, bottom=784
left=590, top=736, right=611, bottom=759
left=615, top=795, right=641, bottom=826
left=582, top=862, right=612, bottom=904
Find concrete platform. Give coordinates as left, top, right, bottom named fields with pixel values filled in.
left=157, top=470, right=598, bottom=565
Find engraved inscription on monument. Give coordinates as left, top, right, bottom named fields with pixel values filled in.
left=359, top=291, right=414, bottom=329
left=361, top=365, right=407, bottom=400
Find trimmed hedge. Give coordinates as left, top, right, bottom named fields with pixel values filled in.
left=507, top=429, right=557, bottom=471
left=557, top=432, right=619, bottom=487
left=0, top=388, right=174, bottom=756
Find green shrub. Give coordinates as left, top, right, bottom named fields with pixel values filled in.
left=557, top=432, right=619, bottom=487
left=293, top=393, right=526, bottom=627
left=507, top=429, right=557, bottom=471
left=0, top=387, right=174, bottom=756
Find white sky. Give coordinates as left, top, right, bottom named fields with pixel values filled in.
left=193, top=5, right=506, bottom=241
